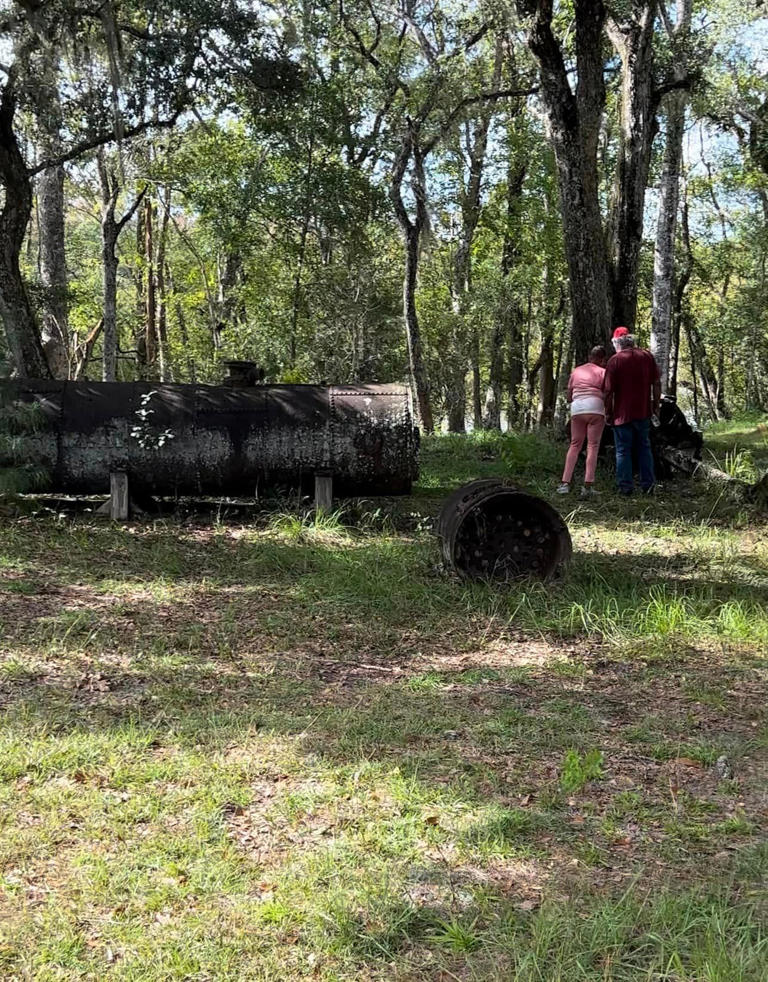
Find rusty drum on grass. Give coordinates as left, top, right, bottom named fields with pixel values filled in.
left=437, top=479, right=572, bottom=581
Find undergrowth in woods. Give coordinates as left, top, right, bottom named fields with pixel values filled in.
left=1, top=425, right=767, bottom=980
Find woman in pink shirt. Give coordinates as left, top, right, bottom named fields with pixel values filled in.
left=557, top=346, right=607, bottom=498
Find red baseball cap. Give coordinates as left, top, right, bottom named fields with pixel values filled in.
left=612, top=326, right=629, bottom=338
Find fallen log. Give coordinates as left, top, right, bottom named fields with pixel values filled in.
left=659, top=445, right=768, bottom=507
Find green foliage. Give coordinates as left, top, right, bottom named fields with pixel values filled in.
left=560, top=749, right=604, bottom=792
left=0, top=398, right=49, bottom=497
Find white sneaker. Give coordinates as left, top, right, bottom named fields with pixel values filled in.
left=556, top=482, right=570, bottom=494
left=580, top=486, right=600, bottom=498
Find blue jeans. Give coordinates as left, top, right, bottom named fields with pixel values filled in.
left=613, top=419, right=655, bottom=492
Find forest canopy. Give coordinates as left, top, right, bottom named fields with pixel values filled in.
left=0, top=0, right=766, bottom=431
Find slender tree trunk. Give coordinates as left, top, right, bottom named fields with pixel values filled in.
left=101, top=246, right=119, bottom=381
left=606, top=5, right=658, bottom=329
left=144, top=196, right=157, bottom=370
left=651, top=91, right=686, bottom=391
left=554, top=329, right=573, bottom=427
left=402, top=226, right=433, bottom=431
left=166, top=260, right=196, bottom=382
left=500, top=144, right=527, bottom=428
left=445, top=369, right=467, bottom=432
left=485, top=319, right=504, bottom=430
left=537, top=331, right=556, bottom=426
left=0, top=73, right=51, bottom=377
left=391, top=132, right=434, bottom=432
left=97, top=154, right=119, bottom=382
left=135, top=203, right=147, bottom=370
left=38, top=163, right=69, bottom=377
left=155, top=188, right=171, bottom=381
left=651, top=0, right=692, bottom=390
left=36, top=43, right=69, bottom=378
left=471, top=327, right=482, bottom=430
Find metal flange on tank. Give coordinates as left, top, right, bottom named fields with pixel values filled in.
left=437, top=479, right=572, bottom=581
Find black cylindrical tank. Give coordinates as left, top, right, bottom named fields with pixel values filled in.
left=1, top=379, right=419, bottom=497
left=437, top=479, right=572, bottom=581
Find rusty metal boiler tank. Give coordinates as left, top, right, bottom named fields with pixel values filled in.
left=0, top=375, right=419, bottom=497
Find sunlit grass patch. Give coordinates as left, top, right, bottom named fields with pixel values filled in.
left=0, top=423, right=767, bottom=978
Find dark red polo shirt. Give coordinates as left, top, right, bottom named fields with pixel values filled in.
left=603, top=348, right=660, bottom=426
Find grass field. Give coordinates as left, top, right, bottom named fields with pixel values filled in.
left=1, top=422, right=767, bottom=980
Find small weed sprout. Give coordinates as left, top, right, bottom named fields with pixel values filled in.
left=560, top=748, right=604, bottom=791
left=130, top=391, right=175, bottom=450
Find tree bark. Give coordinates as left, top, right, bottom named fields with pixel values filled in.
left=391, top=131, right=434, bottom=432
left=36, top=44, right=69, bottom=378
left=652, top=92, right=686, bottom=391
left=144, top=196, right=157, bottom=370
left=651, top=0, right=692, bottom=391
left=38, top=163, right=69, bottom=377
left=155, top=187, right=171, bottom=381
left=606, top=4, right=658, bottom=330
left=0, top=73, right=51, bottom=378
left=518, top=0, right=613, bottom=363
left=485, top=318, right=504, bottom=430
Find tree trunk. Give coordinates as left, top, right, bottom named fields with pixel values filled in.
left=135, top=203, right=147, bottom=370
left=144, top=196, right=157, bottom=371
left=101, top=245, right=119, bottom=381
left=520, top=0, right=613, bottom=363
left=651, top=0, right=692, bottom=390
left=34, top=42, right=69, bottom=378
left=606, top=5, right=657, bottom=329
left=402, top=225, right=433, bottom=431
left=471, top=327, right=482, bottom=430
left=98, top=155, right=120, bottom=382
left=651, top=93, right=686, bottom=390
left=537, top=332, right=556, bottom=426
left=554, top=329, right=573, bottom=427
left=391, top=132, right=434, bottom=433
left=445, top=367, right=467, bottom=433
left=485, top=319, right=504, bottom=430
left=155, top=188, right=171, bottom=381
left=38, top=163, right=69, bottom=377
left=0, top=74, right=51, bottom=378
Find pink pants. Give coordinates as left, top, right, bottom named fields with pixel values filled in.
left=562, top=413, right=605, bottom=484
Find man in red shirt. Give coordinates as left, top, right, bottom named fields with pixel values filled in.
left=603, top=327, right=661, bottom=494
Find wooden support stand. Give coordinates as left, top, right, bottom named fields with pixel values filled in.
left=110, top=471, right=129, bottom=520
left=96, top=470, right=148, bottom=520
left=314, top=471, right=333, bottom=512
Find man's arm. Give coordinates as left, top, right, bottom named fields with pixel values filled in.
left=603, top=364, right=614, bottom=423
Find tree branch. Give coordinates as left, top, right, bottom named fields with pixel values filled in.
left=422, top=84, right=538, bottom=153
left=29, top=112, right=183, bottom=175
left=116, top=185, right=148, bottom=233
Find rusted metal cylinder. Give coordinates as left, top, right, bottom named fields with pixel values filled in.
left=437, top=479, right=572, bottom=581
left=1, top=380, right=419, bottom=497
